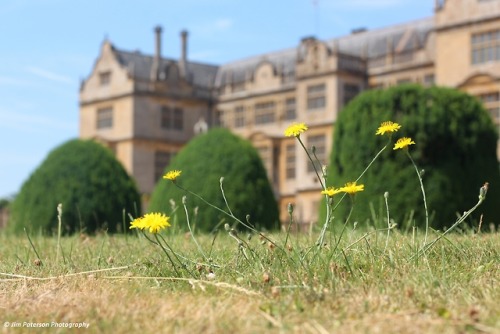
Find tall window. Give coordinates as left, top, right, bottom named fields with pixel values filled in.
left=257, top=146, right=271, bottom=178
left=477, top=91, right=500, bottom=124
left=254, top=102, right=275, bottom=124
left=471, top=29, right=500, bottom=64
left=154, top=151, right=175, bottom=181
left=307, top=84, right=326, bottom=110
left=99, top=71, right=111, bottom=86
left=96, top=107, right=113, bottom=129
left=285, top=144, right=296, bottom=179
left=285, top=98, right=296, bottom=120
left=161, top=106, right=183, bottom=130
left=343, top=83, right=360, bottom=106
left=234, top=106, right=245, bottom=128
left=307, top=134, right=326, bottom=173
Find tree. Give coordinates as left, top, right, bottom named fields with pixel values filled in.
left=325, top=84, right=500, bottom=229
left=8, top=139, right=141, bottom=234
left=148, top=128, right=279, bottom=233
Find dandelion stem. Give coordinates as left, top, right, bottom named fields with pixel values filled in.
left=383, top=192, right=391, bottom=254
left=297, top=136, right=325, bottom=190
left=411, top=197, right=484, bottom=260
left=406, top=151, right=429, bottom=246
left=182, top=197, right=208, bottom=261
left=153, top=234, right=180, bottom=276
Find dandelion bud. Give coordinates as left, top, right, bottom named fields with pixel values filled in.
left=384, top=192, right=389, bottom=199
left=57, top=203, right=62, bottom=216
left=311, top=145, right=316, bottom=154
left=287, top=203, right=294, bottom=215
left=182, top=196, right=187, bottom=205
left=322, top=165, right=328, bottom=176
left=220, top=176, right=224, bottom=184
left=224, top=223, right=230, bottom=231
left=420, top=169, right=425, bottom=177
left=246, top=214, right=251, bottom=223
left=479, top=182, right=489, bottom=201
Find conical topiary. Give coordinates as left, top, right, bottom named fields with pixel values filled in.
left=9, top=139, right=141, bottom=234
left=148, top=128, right=279, bottom=233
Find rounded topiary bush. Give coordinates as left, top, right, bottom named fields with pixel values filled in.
left=148, top=128, right=279, bottom=233
left=325, top=84, right=500, bottom=229
left=9, top=139, right=141, bottom=234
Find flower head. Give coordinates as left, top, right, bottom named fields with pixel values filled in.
left=341, top=182, right=365, bottom=195
left=130, top=213, right=170, bottom=234
left=142, top=212, right=171, bottom=234
left=163, top=170, right=182, bottom=181
left=376, top=121, right=401, bottom=136
left=284, top=123, right=308, bottom=137
left=393, top=137, right=416, bottom=150
left=129, top=217, right=147, bottom=230
left=321, top=187, right=343, bottom=197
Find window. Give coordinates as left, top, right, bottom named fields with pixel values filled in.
left=154, top=151, right=175, bottom=181
left=307, top=134, right=326, bottom=173
left=471, top=29, right=500, bottom=65
left=257, top=146, right=271, bottom=177
left=99, top=71, right=111, bottom=86
left=254, top=102, right=276, bottom=124
left=307, top=84, right=326, bottom=110
left=285, top=98, right=296, bottom=120
left=285, top=144, right=296, bottom=179
left=423, top=74, right=435, bottom=86
left=397, top=78, right=411, bottom=85
left=343, top=83, right=360, bottom=106
left=161, top=106, right=183, bottom=130
left=478, top=92, right=500, bottom=103
left=96, top=108, right=113, bottom=129
left=234, top=106, right=245, bottom=128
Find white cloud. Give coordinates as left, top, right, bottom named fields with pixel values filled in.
left=25, top=66, right=74, bottom=84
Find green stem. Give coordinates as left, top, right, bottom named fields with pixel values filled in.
left=411, top=198, right=483, bottom=260
left=153, top=233, right=180, bottom=276
left=406, top=151, right=429, bottom=246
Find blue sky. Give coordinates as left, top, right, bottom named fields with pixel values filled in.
left=0, top=0, right=433, bottom=199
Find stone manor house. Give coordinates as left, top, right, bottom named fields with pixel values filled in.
left=80, top=0, right=500, bottom=227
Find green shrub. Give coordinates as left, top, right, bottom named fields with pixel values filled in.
left=148, top=128, right=279, bottom=232
left=9, top=139, right=141, bottom=234
left=324, top=84, right=500, bottom=229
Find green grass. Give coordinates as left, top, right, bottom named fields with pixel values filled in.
left=0, top=229, right=499, bottom=334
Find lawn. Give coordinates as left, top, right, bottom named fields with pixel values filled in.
left=0, top=228, right=499, bottom=334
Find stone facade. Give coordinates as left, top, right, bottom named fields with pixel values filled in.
left=80, top=0, right=500, bottom=227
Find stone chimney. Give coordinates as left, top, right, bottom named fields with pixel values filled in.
left=151, top=25, right=162, bottom=81
left=179, top=30, right=188, bottom=78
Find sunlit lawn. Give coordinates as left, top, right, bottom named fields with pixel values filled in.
left=0, top=228, right=499, bottom=334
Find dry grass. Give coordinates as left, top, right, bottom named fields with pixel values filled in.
left=0, top=231, right=499, bottom=334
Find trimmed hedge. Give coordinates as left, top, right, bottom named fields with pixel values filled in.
left=148, top=128, right=279, bottom=232
left=9, top=139, right=141, bottom=234
left=324, top=84, right=500, bottom=229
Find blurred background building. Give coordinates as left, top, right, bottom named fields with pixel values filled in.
left=80, top=0, right=500, bottom=227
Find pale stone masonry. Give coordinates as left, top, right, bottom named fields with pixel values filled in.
left=80, top=0, right=500, bottom=228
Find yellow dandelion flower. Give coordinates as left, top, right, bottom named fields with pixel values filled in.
left=284, top=123, right=308, bottom=137
left=393, top=137, right=416, bottom=150
left=376, top=121, right=401, bottom=136
left=163, top=170, right=182, bottom=181
left=321, top=187, right=343, bottom=197
left=129, top=217, right=147, bottom=230
left=141, top=212, right=171, bottom=234
left=341, top=182, right=365, bottom=195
